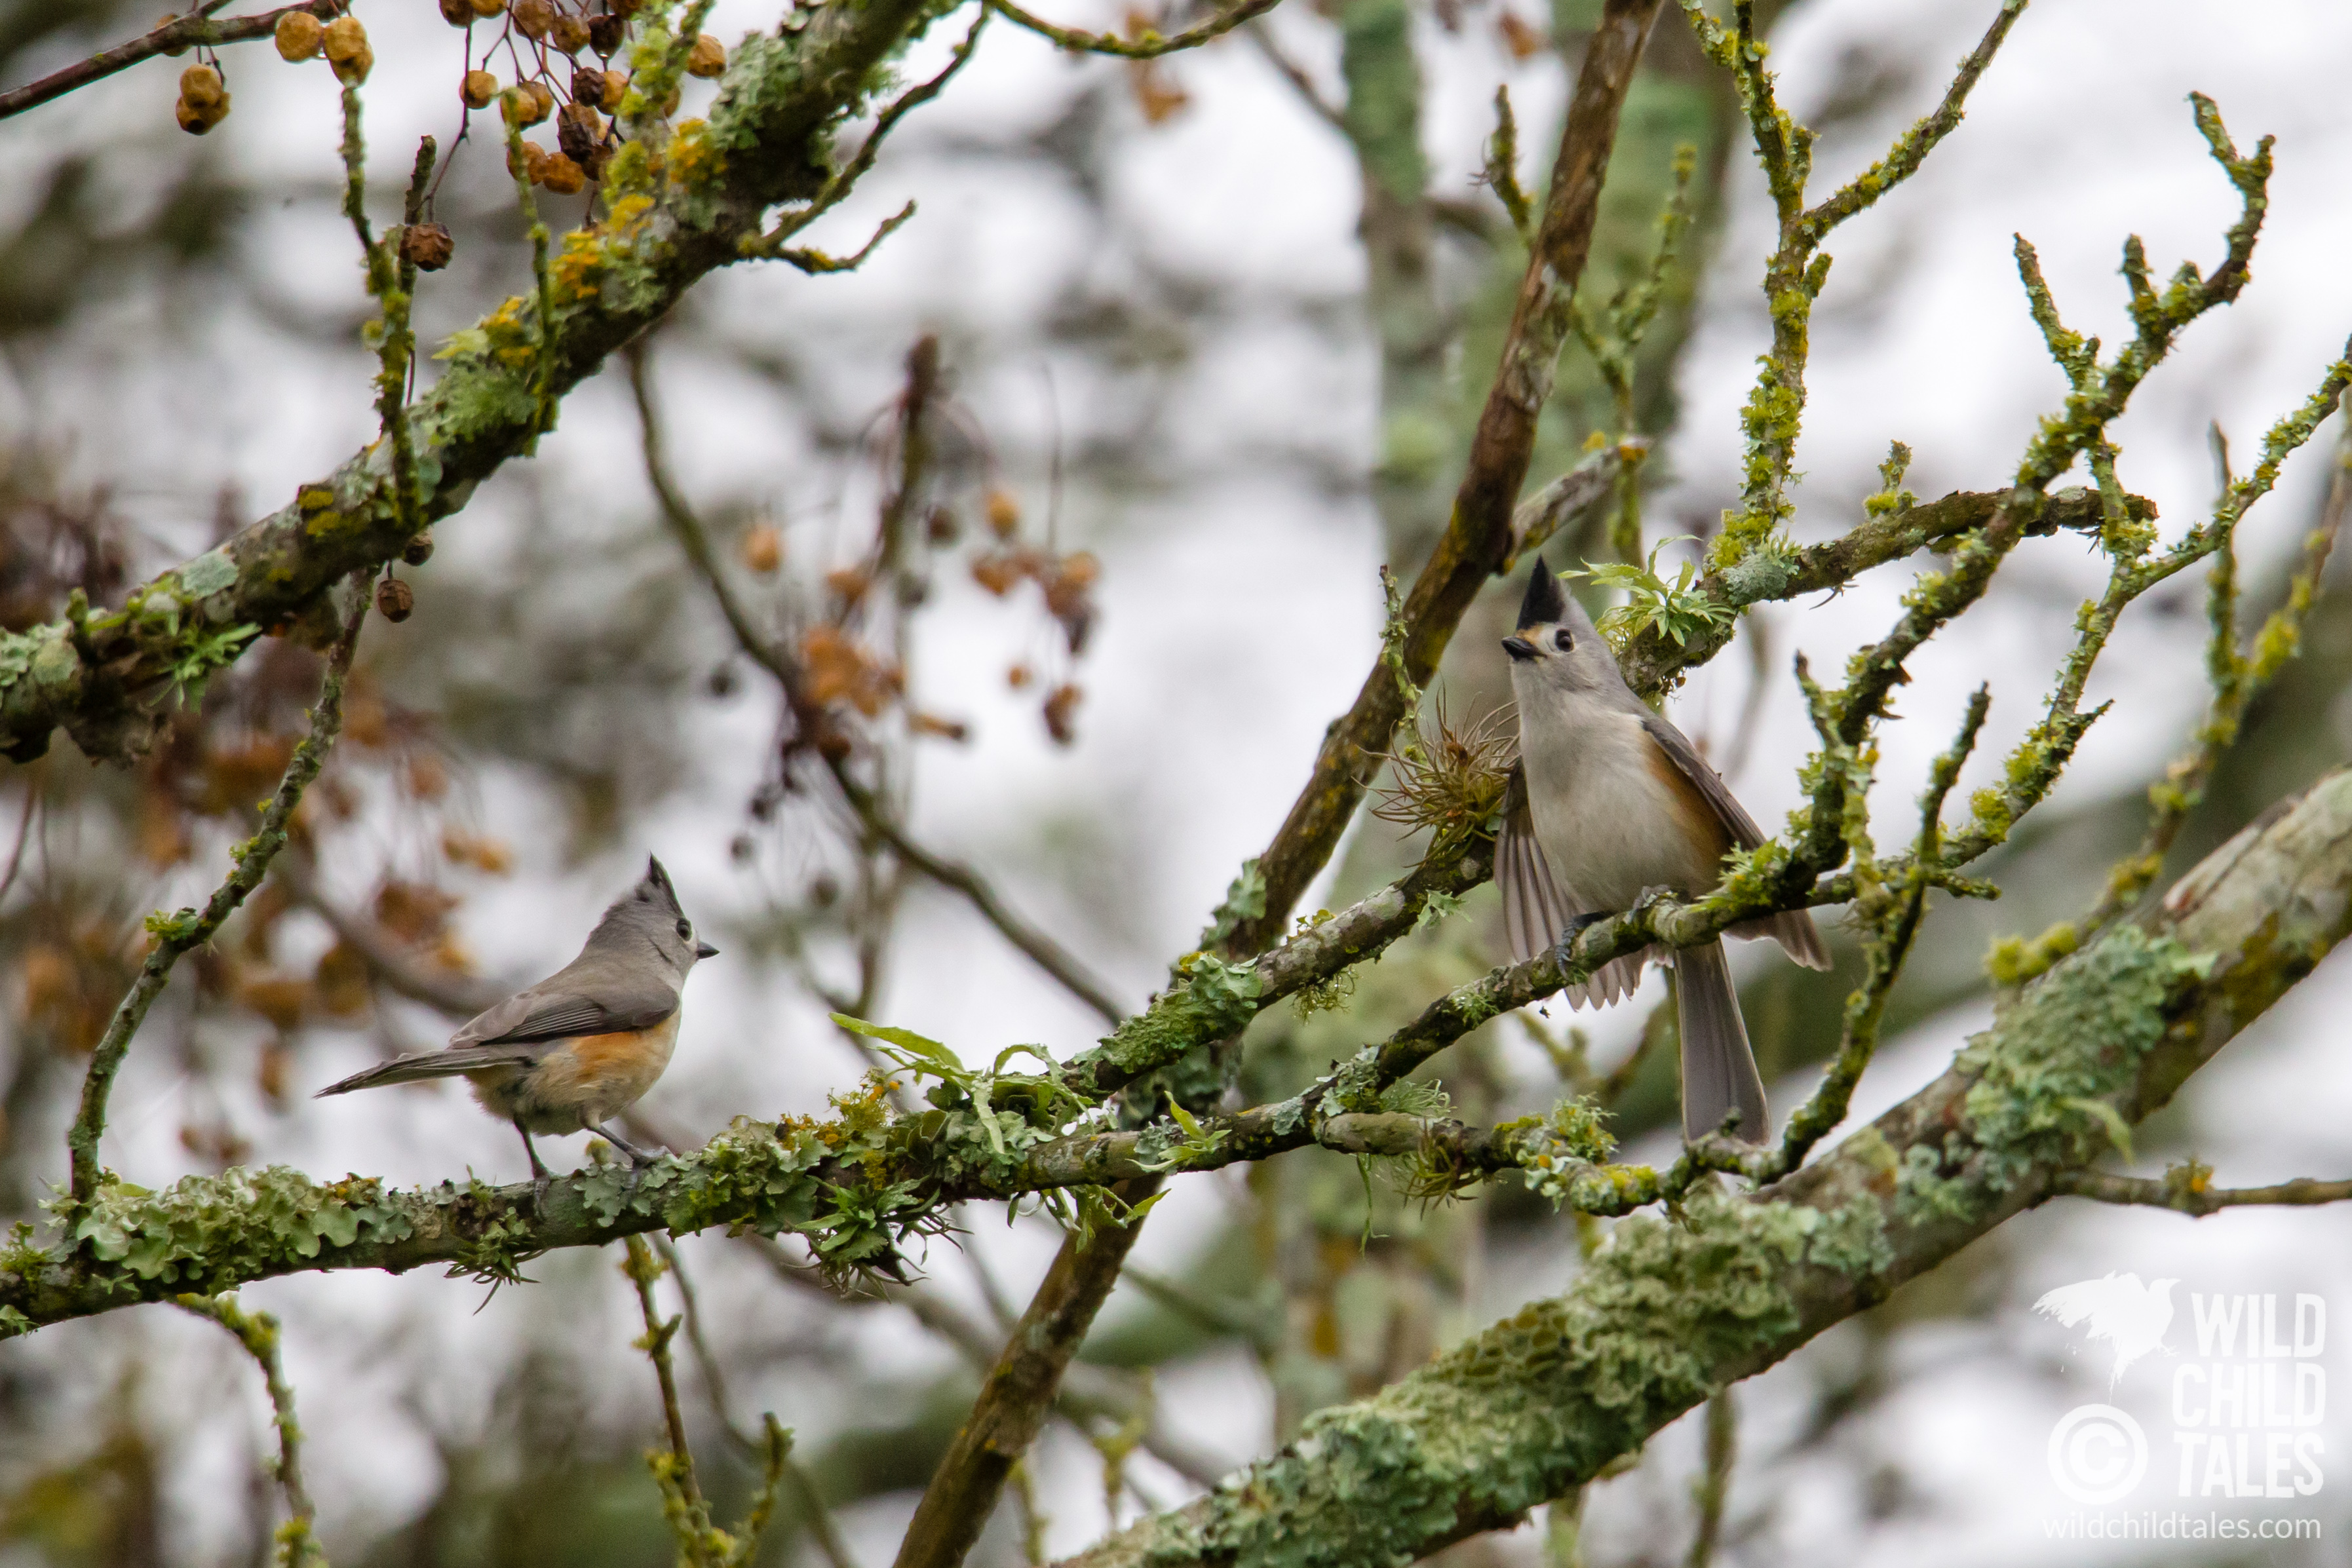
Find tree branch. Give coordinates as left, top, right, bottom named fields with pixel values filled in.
left=176, top=1292, right=324, bottom=1568
left=0, top=0, right=951, bottom=767
left=2051, top=1168, right=2352, bottom=1217
left=986, top=0, right=1284, bottom=60
left=0, top=0, right=347, bottom=123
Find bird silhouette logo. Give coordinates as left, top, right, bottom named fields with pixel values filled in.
left=2034, top=1273, right=2180, bottom=1387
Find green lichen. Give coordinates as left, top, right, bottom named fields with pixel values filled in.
left=1098, top=953, right=1264, bottom=1075
left=65, top=1167, right=415, bottom=1289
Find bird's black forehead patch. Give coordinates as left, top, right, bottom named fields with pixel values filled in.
left=1518, top=558, right=1568, bottom=630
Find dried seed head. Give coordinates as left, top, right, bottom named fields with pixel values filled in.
left=274, top=12, right=323, bottom=60
left=550, top=12, right=590, bottom=52
left=503, top=81, right=553, bottom=124
left=684, top=32, right=727, bottom=76
left=587, top=11, right=626, bottom=53
left=438, top=0, right=472, bottom=24
left=1042, top=683, right=1082, bottom=745
left=925, top=505, right=959, bottom=545
left=1007, top=662, right=1032, bottom=690
left=739, top=524, right=782, bottom=574
left=376, top=576, right=415, bottom=622
left=509, top=0, right=554, bottom=38
left=570, top=65, right=606, bottom=106
left=397, top=222, right=454, bottom=271
left=322, top=15, right=370, bottom=79
left=469, top=0, right=504, bottom=15
left=461, top=69, right=498, bottom=107
left=175, top=92, right=229, bottom=133
left=402, top=529, right=436, bottom=565
left=179, top=64, right=225, bottom=109
left=598, top=69, right=628, bottom=109
left=537, top=151, right=586, bottom=194
left=556, top=100, right=603, bottom=164
left=984, top=488, right=1020, bottom=538
left=507, top=139, right=549, bottom=180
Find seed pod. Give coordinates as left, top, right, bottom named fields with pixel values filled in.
left=175, top=93, right=229, bottom=133
left=684, top=32, right=725, bottom=76
left=509, top=0, right=554, bottom=39
left=401, top=529, right=436, bottom=565
left=376, top=576, right=415, bottom=622
left=179, top=64, right=225, bottom=109
left=274, top=12, right=323, bottom=60
left=438, top=0, right=472, bottom=25
left=587, top=11, right=625, bottom=53
left=537, top=151, right=585, bottom=194
left=322, top=15, right=370, bottom=80
left=507, top=140, right=549, bottom=181
left=738, top=524, right=782, bottom=574
left=556, top=101, right=602, bottom=165
left=984, top=488, right=1020, bottom=538
left=600, top=69, right=628, bottom=109
left=503, top=81, right=552, bottom=124
left=550, top=12, right=590, bottom=52
left=1042, top=683, right=1081, bottom=746
left=462, top=68, right=498, bottom=107
left=397, top=223, right=453, bottom=271
left=469, top=0, right=503, bottom=15
left=571, top=65, right=606, bottom=107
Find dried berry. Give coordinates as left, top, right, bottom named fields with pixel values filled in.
left=570, top=65, right=606, bottom=107
left=462, top=68, right=499, bottom=107
left=739, top=524, right=782, bottom=574
left=397, top=223, right=453, bottom=271
left=537, top=151, right=585, bottom=194
left=970, top=552, right=1020, bottom=597
left=438, top=0, right=472, bottom=25
left=507, top=139, right=549, bottom=182
left=469, top=0, right=503, bottom=15
left=825, top=566, right=871, bottom=605
left=503, top=81, right=553, bottom=125
left=401, top=528, right=436, bottom=565
left=598, top=69, right=628, bottom=109
left=550, top=12, right=590, bottom=52
left=376, top=575, right=415, bottom=622
left=684, top=33, right=726, bottom=76
left=1007, top=662, right=1033, bottom=690
left=556, top=101, right=604, bottom=166
left=509, top=0, right=554, bottom=38
left=322, top=14, right=370, bottom=81
left=274, top=11, right=323, bottom=60
left=174, top=66, right=229, bottom=132
left=925, top=505, right=959, bottom=545
left=1043, top=683, right=1082, bottom=745
left=984, top=488, right=1020, bottom=538
left=587, top=11, right=626, bottom=53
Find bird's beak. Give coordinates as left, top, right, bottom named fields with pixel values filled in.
left=1501, top=636, right=1537, bottom=662
left=695, top=941, right=720, bottom=959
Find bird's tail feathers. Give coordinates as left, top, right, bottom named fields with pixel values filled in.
left=313, top=1044, right=538, bottom=1098
left=1673, top=939, right=1770, bottom=1144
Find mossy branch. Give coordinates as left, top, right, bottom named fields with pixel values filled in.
left=176, top=1292, right=325, bottom=1568
left=64, top=573, right=372, bottom=1204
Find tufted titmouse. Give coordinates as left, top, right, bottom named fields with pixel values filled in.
left=1497, top=559, right=1829, bottom=1143
left=316, top=856, right=718, bottom=1179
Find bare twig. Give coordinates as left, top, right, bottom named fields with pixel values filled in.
left=2051, top=1166, right=2352, bottom=1217
left=987, top=0, right=1282, bottom=60
left=627, top=346, right=1130, bottom=1025
left=66, top=574, right=372, bottom=1202
left=176, top=1293, right=325, bottom=1568
left=0, top=0, right=346, bottom=123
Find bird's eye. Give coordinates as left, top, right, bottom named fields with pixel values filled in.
left=676, top=919, right=692, bottom=940
left=1553, top=628, right=1573, bottom=652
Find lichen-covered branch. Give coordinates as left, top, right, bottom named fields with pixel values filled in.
left=64, top=573, right=372, bottom=1202
left=0, top=0, right=956, bottom=767
left=176, top=1292, right=325, bottom=1568
left=1049, top=767, right=2352, bottom=1568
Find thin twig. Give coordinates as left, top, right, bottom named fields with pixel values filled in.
left=626, top=345, right=1129, bottom=1025
left=2052, top=1167, right=2352, bottom=1217
left=1682, top=1387, right=1735, bottom=1568
left=176, top=1293, right=325, bottom=1568
left=987, top=0, right=1282, bottom=60
left=0, top=0, right=346, bottom=122
left=66, top=573, right=373, bottom=1202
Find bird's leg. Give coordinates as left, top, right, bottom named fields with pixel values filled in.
left=514, top=1117, right=552, bottom=1206
left=596, top=1122, right=667, bottom=1168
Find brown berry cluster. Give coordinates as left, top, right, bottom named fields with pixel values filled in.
left=968, top=489, right=1100, bottom=655
left=182, top=9, right=370, bottom=135
left=434, top=0, right=729, bottom=196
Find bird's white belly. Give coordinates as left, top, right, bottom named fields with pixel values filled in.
left=1524, top=712, right=1716, bottom=911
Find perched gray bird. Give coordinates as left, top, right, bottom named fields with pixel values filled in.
left=316, top=856, right=718, bottom=1179
left=1498, top=558, right=1829, bottom=1143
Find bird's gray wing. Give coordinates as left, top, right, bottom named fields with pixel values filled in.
left=1640, top=714, right=1832, bottom=970
left=314, top=1042, right=546, bottom=1097
left=450, top=958, right=679, bottom=1047
left=1496, top=763, right=1646, bottom=1007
